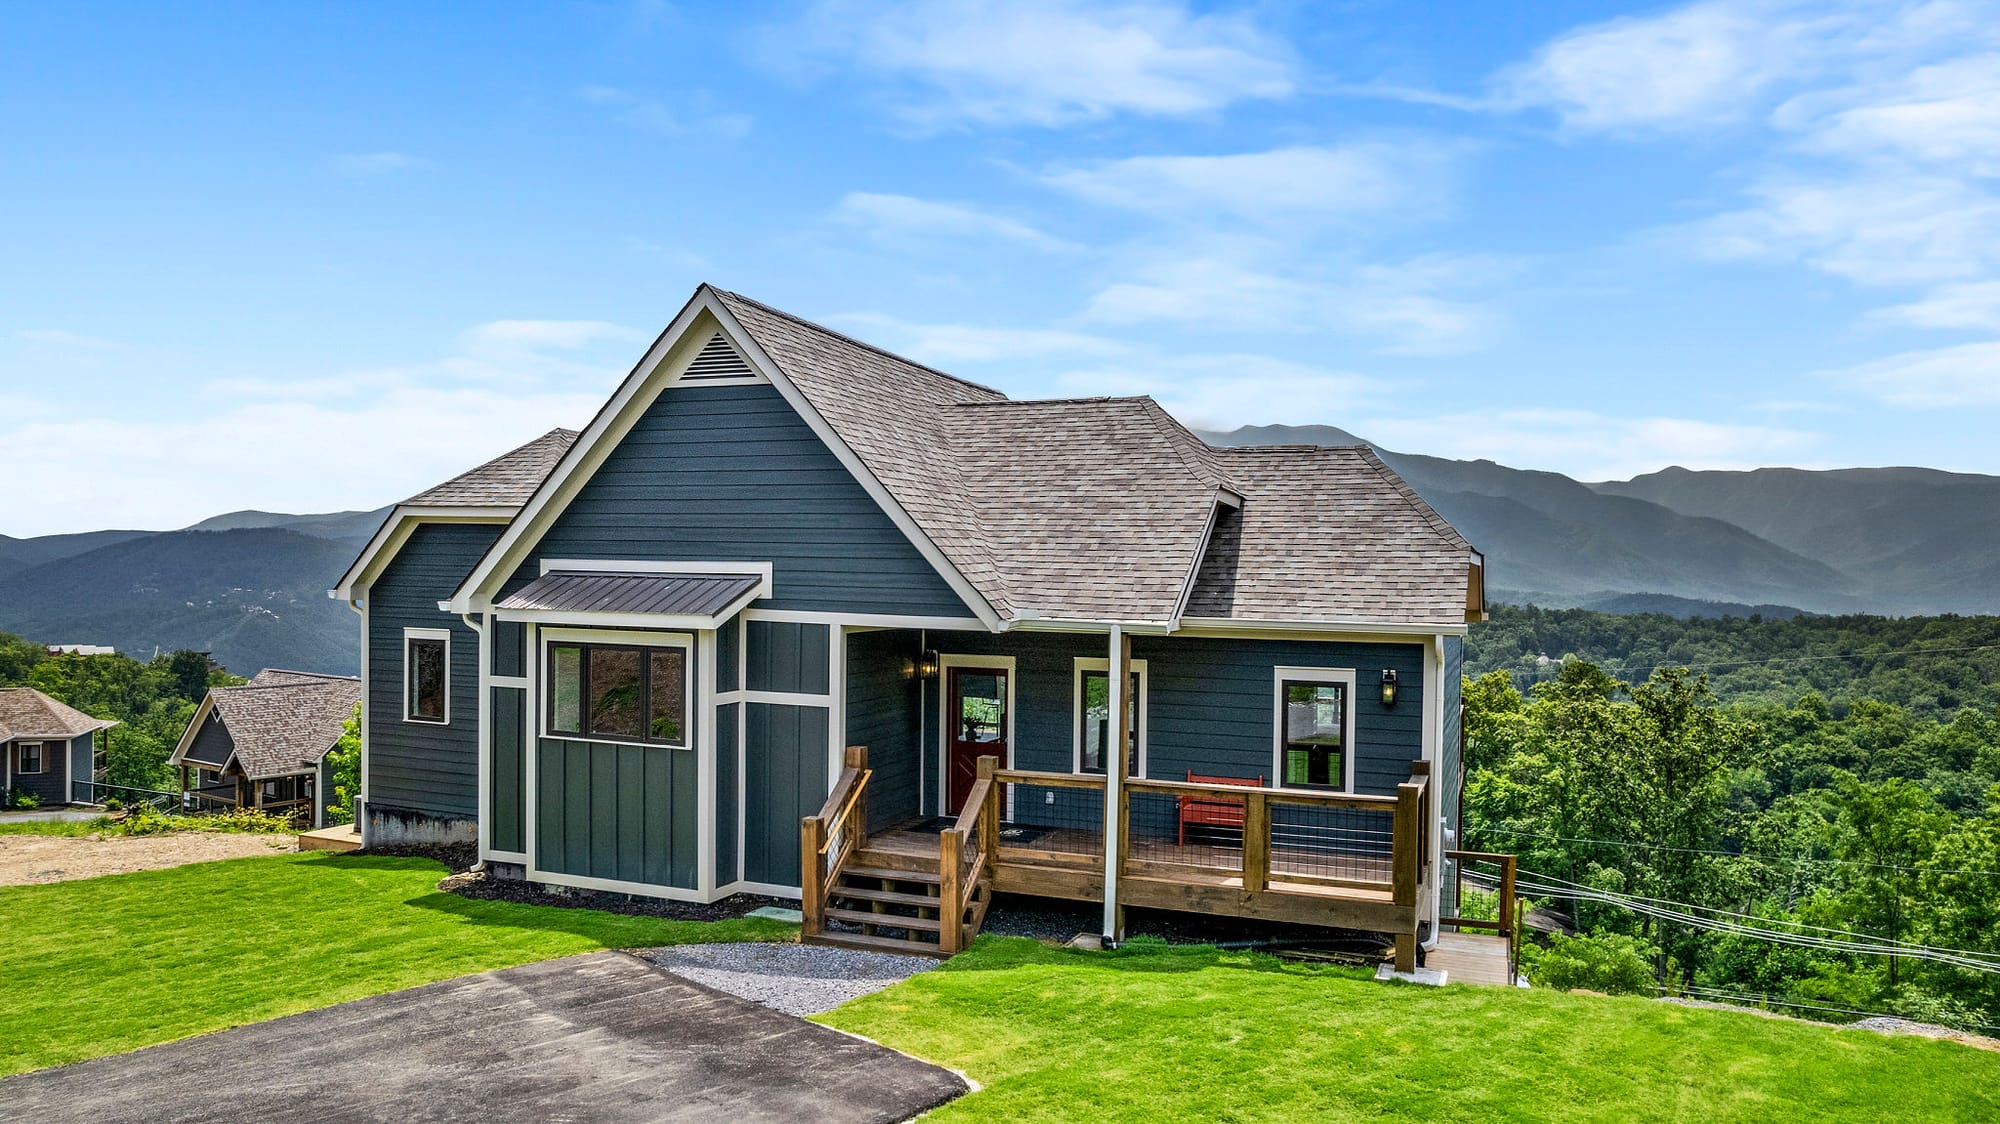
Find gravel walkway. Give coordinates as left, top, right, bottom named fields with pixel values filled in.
left=636, top=942, right=939, bottom=1016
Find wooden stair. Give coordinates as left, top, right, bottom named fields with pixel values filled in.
left=808, top=855, right=990, bottom=957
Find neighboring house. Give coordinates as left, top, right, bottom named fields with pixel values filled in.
left=169, top=669, right=362, bottom=826
left=333, top=285, right=1486, bottom=967
left=46, top=644, right=116, bottom=657
left=0, top=688, right=116, bottom=807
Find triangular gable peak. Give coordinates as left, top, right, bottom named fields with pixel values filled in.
left=449, top=286, right=1001, bottom=627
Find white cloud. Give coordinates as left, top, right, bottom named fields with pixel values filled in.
left=1690, top=172, right=2000, bottom=285
left=581, top=86, right=754, bottom=138
left=1359, top=409, right=1821, bottom=480
left=1785, top=52, right=2000, bottom=174
left=831, top=192, right=1076, bottom=251
left=781, top=0, right=1293, bottom=127
left=1492, top=0, right=1829, bottom=131
left=1082, top=255, right=1508, bottom=356
left=1053, top=353, right=1379, bottom=431
left=1823, top=340, right=2000, bottom=405
left=331, top=152, right=425, bottom=176
left=1042, top=143, right=1462, bottom=227
left=1870, top=280, right=2000, bottom=329
left=0, top=317, right=648, bottom=536
left=826, top=313, right=1125, bottom=364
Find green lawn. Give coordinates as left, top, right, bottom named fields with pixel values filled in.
left=819, top=937, right=2000, bottom=1123
left=0, top=851, right=792, bottom=1076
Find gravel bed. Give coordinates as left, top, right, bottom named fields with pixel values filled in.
left=636, top=942, right=939, bottom=1016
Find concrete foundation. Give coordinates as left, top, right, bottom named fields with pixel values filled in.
left=360, top=802, right=479, bottom=847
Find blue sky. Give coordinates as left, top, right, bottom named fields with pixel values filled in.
left=5, top=0, right=2000, bottom=536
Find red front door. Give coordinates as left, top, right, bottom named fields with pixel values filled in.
left=946, top=665, right=1008, bottom=812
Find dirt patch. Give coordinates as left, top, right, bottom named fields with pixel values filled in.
left=1657, top=997, right=2000, bottom=1053
left=0, top=832, right=296, bottom=886
left=439, top=866, right=788, bottom=923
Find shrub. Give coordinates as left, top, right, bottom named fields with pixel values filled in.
left=104, top=805, right=294, bottom=837
left=102, top=797, right=123, bottom=812
left=1522, top=932, right=1659, bottom=995
left=9, top=790, right=41, bottom=810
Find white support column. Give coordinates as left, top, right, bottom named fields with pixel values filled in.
left=1101, top=623, right=1124, bottom=945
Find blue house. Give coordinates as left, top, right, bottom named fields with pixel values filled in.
left=334, top=286, right=1485, bottom=967
left=0, top=688, right=116, bottom=808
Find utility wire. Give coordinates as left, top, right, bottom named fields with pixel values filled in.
left=1663, top=984, right=2000, bottom=1034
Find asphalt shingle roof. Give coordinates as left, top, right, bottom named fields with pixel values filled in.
left=0, top=688, right=117, bottom=743
left=404, top=429, right=579, bottom=508
left=194, top=671, right=361, bottom=780
left=715, top=289, right=1475, bottom=627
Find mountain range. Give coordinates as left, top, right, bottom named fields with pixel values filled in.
left=5, top=430, right=1999, bottom=675
left=1204, top=425, right=2000, bottom=618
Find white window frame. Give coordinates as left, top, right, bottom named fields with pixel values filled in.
left=1271, top=667, right=1358, bottom=794
left=1072, top=657, right=1148, bottom=778
left=403, top=627, right=452, bottom=726
left=539, top=626, right=696, bottom=752
left=17, top=742, right=44, bottom=774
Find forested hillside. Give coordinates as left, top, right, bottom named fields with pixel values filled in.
left=1461, top=610, right=2000, bottom=1030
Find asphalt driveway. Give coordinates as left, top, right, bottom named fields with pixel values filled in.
left=0, top=951, right=966, bottom=1123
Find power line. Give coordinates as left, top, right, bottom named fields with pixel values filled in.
left=1473, top=826, right=2000, bottom=879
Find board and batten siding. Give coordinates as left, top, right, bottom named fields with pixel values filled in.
left=742, top=701, right=827, bottom=887
left=366, top=521, right=501, bottom=821
left=534, top=738, right=699, bottom=889
left=500, top=384, right=972, bottom=617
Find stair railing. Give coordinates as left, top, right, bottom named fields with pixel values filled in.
left=801, top=745, right=870, bottom=942
left=938, top=754, right=1000, bottom=954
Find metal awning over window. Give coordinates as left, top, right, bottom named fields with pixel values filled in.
left=495, top=570, right=765, bottom=626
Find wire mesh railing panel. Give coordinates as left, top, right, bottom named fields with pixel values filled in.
left=996, top=779, right=1104, bottom=860
left=1267, top=799, right=1396, bottom=885
left=1126, top=787, right=1246, bottom=876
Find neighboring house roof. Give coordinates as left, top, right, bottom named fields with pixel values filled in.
left=499, top=571, right=764, bottom=619
left=711, top=289, right=1477, bottom=628
left=172, top=672, right=361, bottom=780
left=0, top=688, right=117, bottom=743
left=404, top=428, right=580, bottom=508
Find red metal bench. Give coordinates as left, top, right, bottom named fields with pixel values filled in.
left=1178, top=771, right=1265, bottom=845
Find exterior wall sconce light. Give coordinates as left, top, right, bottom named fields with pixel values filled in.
left=1380, top=669, right=1399, bottom=708
left=917, top=650, right=941, bottom=680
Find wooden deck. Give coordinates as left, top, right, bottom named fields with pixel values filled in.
left=1427, top=931, right=1515, bottom=986
left=297, top=824, right=363, bottom=852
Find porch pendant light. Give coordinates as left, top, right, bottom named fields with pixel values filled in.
left=1380, top=669, right=1399, bottom=708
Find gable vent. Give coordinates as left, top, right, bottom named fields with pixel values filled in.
left=681, top=333, right=757, bottom=381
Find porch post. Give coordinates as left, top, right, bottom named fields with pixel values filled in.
left=1101, top=624, right=1126, bottom=946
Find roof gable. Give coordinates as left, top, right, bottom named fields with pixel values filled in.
left=0, top=688, right=116, bottom=742
left=172, top=674, right=361, bottom=779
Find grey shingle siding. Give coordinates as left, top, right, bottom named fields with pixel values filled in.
left=366, top=521, right=501, bottom=821
left=844, top=629, right=922, bottom=826
left=504, top=384, right=973, bottom=618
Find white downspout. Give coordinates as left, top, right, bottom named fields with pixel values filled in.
left=1101, top=623, right=1124, bottom=946
left=462, top=612, right=488, bottom=874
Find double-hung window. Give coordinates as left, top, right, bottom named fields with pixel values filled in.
left=1075, top=659, right=1145, bottom=776
left=1274, top=668, right=1355, bottom=791
left=405, top=628, right=451, bottom=724
left=546, top=638, right=690, bottom=748
left=18, top=742, right=44, bottom=774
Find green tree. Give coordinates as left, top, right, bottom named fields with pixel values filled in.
left=1828, top=777, right=1949, bottom=988
left=324, top=702, right=361, bottom=825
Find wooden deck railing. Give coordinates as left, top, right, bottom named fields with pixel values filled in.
left=939, top=756, right=1001, bottom=954
left=800, top=745, right=871, bottom=941
left=1443, top=849, right=1520, bottom=980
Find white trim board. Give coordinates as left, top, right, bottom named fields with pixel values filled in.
left=934, top=653, right=1017, bottom=815
left=1270, top=666, right=1358, bottom=794
left=331, top=506, right=516, bottom=602
left=1071, top=657, right=1148, bottom=778
left=403, top=627, right=452, bottom=726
